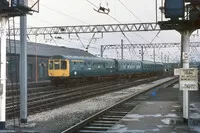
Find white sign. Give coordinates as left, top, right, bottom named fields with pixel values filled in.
left=174, top=68, right=180, bottom=76
left=179, top=68, right=198, bottom=91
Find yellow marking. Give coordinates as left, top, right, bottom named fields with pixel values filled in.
left=48, top=59, right=70, bottom=77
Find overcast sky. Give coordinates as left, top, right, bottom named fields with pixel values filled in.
left=14, top=0, right=200, bottom=62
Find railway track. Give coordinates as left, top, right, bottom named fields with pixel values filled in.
left=6, top=81, right=50, bottom=91
left=6, top=81, right=115, bottom=118
left=61, top=77, right=178, bottom=133
left=6, top=76, right=169, bottom=119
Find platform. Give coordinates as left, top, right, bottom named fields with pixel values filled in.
left=107, top=84, right=200, bottom=133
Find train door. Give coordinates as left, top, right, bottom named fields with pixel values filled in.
left=113, top=59, right=118, bottom=72
left=61, top=60, right=70, bottom=77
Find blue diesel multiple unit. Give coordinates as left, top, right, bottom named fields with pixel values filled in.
left=48, top=55, right=164, bottom=85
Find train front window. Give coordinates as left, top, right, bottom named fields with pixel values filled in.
left=61, top=60, right=67, bottom=69
left=49, top=61, right=53, bottom=70
left=54, top=62, right=60, bottom=70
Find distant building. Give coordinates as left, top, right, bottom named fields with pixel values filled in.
left=6, top=40, right=95, bottom=57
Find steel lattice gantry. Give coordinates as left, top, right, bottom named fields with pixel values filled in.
left=100, top=42, right=200, bottom=57
left=8, top=22, right=160, bottom=36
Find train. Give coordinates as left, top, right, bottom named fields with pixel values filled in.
left=48, top=55, right=165, bottom=85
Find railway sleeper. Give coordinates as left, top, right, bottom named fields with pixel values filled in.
left=88, top=123, right=114, bottom=127
left=79, top=130, right=105, bottom=133
left=82, top=126, right=110, bottom=130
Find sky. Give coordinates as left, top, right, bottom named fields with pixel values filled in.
left=12, top=0, right=200, bottom=62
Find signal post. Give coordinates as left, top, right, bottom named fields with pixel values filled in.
left=158, top=0, right=200, bottom=122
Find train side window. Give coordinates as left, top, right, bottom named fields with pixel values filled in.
left=61, top=61, right=67, bottom=69
left=49, top=61, right=53, bottom=70
left=102, top=63, right=105, bottom=68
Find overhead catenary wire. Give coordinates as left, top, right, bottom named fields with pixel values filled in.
left=40, top=4, right=89, bottom=24
left=116, top=1, right=149, bottom=43
left=47, top=35, right=101, bottom=50
left=118, top=0, right=164, bottom=45
left=31, top=16, right=54, bottom=26
left=143, top=30, right=161, bottom=56
left=118, top=0, right=143, bottom=23
left=108, top=14, right=138, bottom=54
left=86, top=0, right=99, bottom=8
left=50, top=34, right=59, bottom=47
left=52, top=33, right=101, bottom=51
left=85, top=0, right=165, bottom=60
left=108, top=12, right=149, bottom=43
left=86, top=33, right=96, bottom=52
left=85, top=0, right=138, bottom=58
left=85, top=1, right=138, bottom=45
left=76, top=34, right=86, bottom=49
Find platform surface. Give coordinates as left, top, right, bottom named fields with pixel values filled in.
left=107, top=84, right=200, bottom=133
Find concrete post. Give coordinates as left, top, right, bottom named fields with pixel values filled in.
left=20, top=12, right=28, bottom=123
left=180, top=30, right=192, bottom=122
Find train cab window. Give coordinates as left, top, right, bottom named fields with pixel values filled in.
left=54, top=62, right=60, bottom=70
left=61, top=60, right=67, bottom=69
left=49, top=61, right=53, bottom=70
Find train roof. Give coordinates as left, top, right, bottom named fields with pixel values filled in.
left=117, top=59, right=142, bottom=64
left=50, top=55, right=115, bottom=62
left=51, top=56, right=166, bottom=65
left=6, top=40, right=95, bottom=57
left=142, top=60, right=163, bottom=65
left=155, top=62, right=164, bottom=65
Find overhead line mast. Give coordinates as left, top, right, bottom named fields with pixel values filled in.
left=0, top=0, right=39, bottom=130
